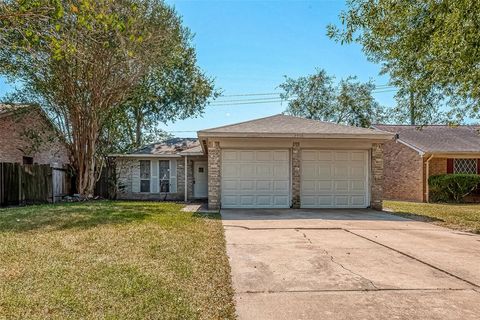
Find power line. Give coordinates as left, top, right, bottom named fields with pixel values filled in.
left=219, top=92, right=280, bottom=97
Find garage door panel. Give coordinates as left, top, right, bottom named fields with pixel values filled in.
left=335, top=151, right=349, bottom=161
left=351, top=151, right=366, bottom=161
left=334, top=180, right=349, bottom=192
left=256, top=180, right=272, bottom=192
left=301, top=150, right=368, bottom=208
left=318, top=165, right=332, bottom=178
left=273, top=151, right=289, bottom=161
left=334, top=166, right=349, bottom=178
left=222, top=150, right=290, bottom=208
left=318, top=151, right=333, bottom=161
left=239, top=151, right=255, bottom=161
left=274, top=180, right=289, bottom=192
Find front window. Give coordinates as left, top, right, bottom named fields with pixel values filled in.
left=159, top=160, right=170, bottom=192
left=454, top=159, right=477, bottom=174
left=140, top=160, right=151, bottom=192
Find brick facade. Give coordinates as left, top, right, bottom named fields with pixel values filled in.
left=207, top=141, right=221, bottom=210
left=291, top=141, right=301, bottom=208
left=0, top=109, right=69, bottom=165
left=383, top=140, right=423, bottom=202
left=370, top=143, right=384, bottom=210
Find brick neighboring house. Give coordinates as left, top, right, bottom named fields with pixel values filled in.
left=373, top=125, right=480, bottom=202
left=113, top=114, right=394, bottom=210
left=0, top=104, right=69, bottom=165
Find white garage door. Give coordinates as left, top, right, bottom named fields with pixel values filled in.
left=301, top=150, right=369, bottom=208
left=222, top=150, right=290, bottom=208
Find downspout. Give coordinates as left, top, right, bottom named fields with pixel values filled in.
left=425, top=155, right=434, bottom=202
left=184, top=155, right=188, bottom=203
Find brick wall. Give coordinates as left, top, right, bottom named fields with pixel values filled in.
left=383, top=140, right=423, bottom=202
left=0, top=109, right=69, bottom=165
left=207, top=141, right=221, bottom=210
left=291, top=141, right=301, bottom=208
left=370, top=143, right=384, bottom=210
left=428, top=158, right=447, bottom=176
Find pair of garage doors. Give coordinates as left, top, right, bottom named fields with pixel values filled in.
left=221, top=149, right=368, bottom=208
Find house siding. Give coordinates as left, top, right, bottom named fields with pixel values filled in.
left=0, top=109, right=69, bottom=165
left=383, top=140, right=423, bottom=202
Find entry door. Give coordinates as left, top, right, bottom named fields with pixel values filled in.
left=194, top=161, right=208, bottom=198
left=301, top=150, right=369, bottom=208
left=221, top=149, right=290, bottom=208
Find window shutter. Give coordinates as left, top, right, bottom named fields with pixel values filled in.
left=132, top=161, right=140, bottom=192
left=447, top=159, right=454, bottom=174
left=170, top=159, right=177, bottom=193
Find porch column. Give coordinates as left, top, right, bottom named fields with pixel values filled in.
left=371, top=143, right=384, bottom=210
left=184, top=155, right=188, bottom=202
left=292, top=141, right=301, bottom=208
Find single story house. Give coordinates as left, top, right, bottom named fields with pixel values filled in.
left=373, top=125, right=480, bottom=202
left=0, top=104, right=69, bottom=165
left=114, top=114, right=394, bottom=210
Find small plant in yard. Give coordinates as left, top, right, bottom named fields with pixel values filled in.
left=429, top=174, right=480, bottom=203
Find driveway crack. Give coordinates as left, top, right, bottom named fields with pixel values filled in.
left=323, top=249, right=379, bottom=290
left=296, top=229, right=312, bottom=244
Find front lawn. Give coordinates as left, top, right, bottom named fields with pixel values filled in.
left=0, top=201, right=235, bottom=319
left=384, top=200, right=480, bottom=234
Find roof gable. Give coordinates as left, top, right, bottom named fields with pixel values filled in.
left=198, top=114, right=393, bottom=139
left=374, top=125, right=480, bottom=153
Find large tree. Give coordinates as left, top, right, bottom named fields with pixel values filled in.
left=0, top=0, right=215, bottom=196
left=279, top=69, right=385, bottom=127
left=327, top=0, right=480, bottom=123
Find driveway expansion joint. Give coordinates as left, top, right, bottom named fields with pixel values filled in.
left=239, top=288, right=472, bottom=294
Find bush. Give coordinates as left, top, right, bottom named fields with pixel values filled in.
left=429, top=174, right=480, bottom=203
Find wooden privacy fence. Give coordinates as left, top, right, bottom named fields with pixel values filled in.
left=0, top=163, right=69, bottom=206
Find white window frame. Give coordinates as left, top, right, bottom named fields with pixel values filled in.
left=139, top=160, right=151, bottom=193
left=159, top=160, right=170, bottom=193
left=453, top=158, right=478, bottom=174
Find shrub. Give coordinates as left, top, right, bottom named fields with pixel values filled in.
left=429, top=174, right=480, bottom=203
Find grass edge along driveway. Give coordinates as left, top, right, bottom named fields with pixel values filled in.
left=384, top=200, right=480, bottom=234
left=0, top=201, right=236, bottom=319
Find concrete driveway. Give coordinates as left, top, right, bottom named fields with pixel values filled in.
left=222, top=209, right=480, bottom=320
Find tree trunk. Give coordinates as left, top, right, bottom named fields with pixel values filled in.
left=70, top=107, right=99, bottom=197
left=134, top=107, right=143, bottom=148
left=409, top=90, right=415, bottom=125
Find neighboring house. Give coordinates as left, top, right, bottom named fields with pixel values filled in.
left=0, top=104, right=69, bottom=165
left=373, top=125, right=480, bottom=202
left=114, top=114, right=394, bottom=210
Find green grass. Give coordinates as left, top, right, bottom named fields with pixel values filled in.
left=384, top=200, right=480, bottom=234
left=0, top=201, right=236, bottom=319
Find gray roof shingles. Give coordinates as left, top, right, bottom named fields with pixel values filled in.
left=199, top=114, right=393, bottom=137
left=129, top=138, right=200, bottom=155
left=374, top=125, right=480, bottom=153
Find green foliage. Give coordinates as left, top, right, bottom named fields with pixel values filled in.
left=279, top=68, right=385, bottom=127
left=429, top=174, right=480, bottom=203
left=327, top=0, right=480, bottom=123
left=0, top=0, right=215, bottom=194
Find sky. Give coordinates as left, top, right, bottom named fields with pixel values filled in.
left=0, top=0, right=397, bottom=138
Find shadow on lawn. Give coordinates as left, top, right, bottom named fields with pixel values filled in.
left=0, top=201, right=157, bottom=232
left=389, top=211, right=445, bottom=223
